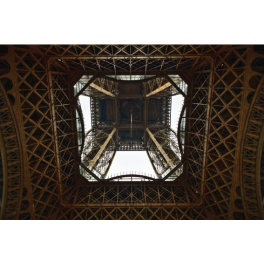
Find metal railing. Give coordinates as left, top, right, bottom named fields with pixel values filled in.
left=106, top=171, right=157, bottom=180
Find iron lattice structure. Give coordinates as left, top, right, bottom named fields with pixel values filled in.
left=0, top=45, right=264, bottom=220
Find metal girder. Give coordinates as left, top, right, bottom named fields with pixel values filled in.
left=64, top=203, right=197, bottom=208
left=146, top=82, right=172, bottom=97
left=49, top=55, right=211, bottom=60
left=89, top=128, right=116, bottom=167
left=0, top=76, right=23, bottom=220
left=146, top=128, right=173, bottom=167
left=239, top=72, right=264, bottom=220
left=47, top=69, right=63, bottom=202
left=146, top=127, right=181, bottom=176
left=57, top=206, right=207, bottom=220
left=201, top=60, right=214, bottom=199
left=90, top=83, right=115, bottom=97
left=78, top=162, right=100, bottom=181
left=164, top=74, right=187, bottom=98
left=146, top=149, right=159, bottom=176
left=64, top=69, right=198, bottom=77
left=72, top=74, right=98, bottom=100
left=147, top=135, right=169, bottom=175
left=115, top=97, right=119, bottom=125
left=3, top=44, right=264, bottom=220
left=104, top=150, right=117, bottom=178
left=162, top=161, right=185, bottom=181
left=144, top=97, right=148, bottom=126
left=65, top=183, right=196, bottom=206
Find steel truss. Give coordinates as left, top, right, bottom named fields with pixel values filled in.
left=51, top=71, right=77, bottom=198
left=202, top=47, right=263, bottom=219
left=90, top=97, right=116, bottom=127
left=56, top=180, right=211, bottom=220
left=146, top=127, right=181, bottom=176
left=38, top=45, right=222, bottom=77
left=0, top=79, right=21, bottom=219
left=81, top=78, right=117, bottom=98
left=241, top=75, right=264, bottom=219
left=145, top=77, right=178, bottom=97
left=0, top=46, right=62, bottom=219
left=1, top=45, right=263, bottom=220
left=82, top=128, right=116, bottom=177
left=64, top=182, right=197, bottom=206
left=186, top=64, right=210, bottom=197
left=57, top=206, right=207, bottom=220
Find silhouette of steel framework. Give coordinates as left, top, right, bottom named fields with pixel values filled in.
left=0, top=45, right=263, bottom=219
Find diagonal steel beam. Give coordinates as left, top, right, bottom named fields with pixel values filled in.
left=89, top=83, right=115, bottom=97
left=89, top=128, right=116, bottom=167
left=78, top=162, right=100, bottom=181
left=72, top=74, right=98, bottom=100
left=163, top=73, right=187, bottom=98
left=52, top=55, right=210, bottom=60
left=146, top=128, right=173, bottom=167
left=146, top=82, right=172, bottom=97
left=162, top=160, right=186, bottom=181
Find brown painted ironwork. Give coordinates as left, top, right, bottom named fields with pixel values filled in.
left=0, top=45, right=263, bottom=220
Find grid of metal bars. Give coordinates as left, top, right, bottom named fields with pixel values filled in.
left=0, top=45, right=263, bottom=220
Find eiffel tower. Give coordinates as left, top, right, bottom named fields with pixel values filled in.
left=0, top=45, right=263, bottom=220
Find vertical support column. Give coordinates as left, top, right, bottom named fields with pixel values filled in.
left=68, top=75, right=81, bottom=183
left=47, top=63, right=63, bottom=203
left=201, top=59, right=215, bottom=200
left=115, top=97, right=119, bottom=126
left=3, top=46, right=33, bottom=219
left=181, top=73, right=193, bottom=180
left=0, top=128, right=8, bottom=219
left=228, top=46, right=260, bottom=219
left=144, top=97, right=148, bottom=126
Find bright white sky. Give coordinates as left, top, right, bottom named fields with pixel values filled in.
left=79, top=94, right=184, bottom=176
left=171, top=95, right=184, bottom=130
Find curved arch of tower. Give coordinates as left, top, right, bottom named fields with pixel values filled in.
left=0, top=45, right=263, bottom=220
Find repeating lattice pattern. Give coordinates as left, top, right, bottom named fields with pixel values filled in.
left=204, top=47, right=248, bottom=219
left=186, top=64, right=210, bottom=195
left=51, top=69, right=77, bottom=197
left=146, top=128, right=181, bottom=175
left=67, top=184, right=194, bottom=206
left=37, top=45, right=222, bottom=75
left=0, top=81, right=21, bottom=219
left=82, top=128, right=116, bottom=177
left=241, top=81, right=264, bottom=219
left=57, top=206, right=207, bottom=220
left=38, top=45, right=221, bottom=57
left=1, top=45, right=263, bottom=220
left=14, top=48, right=60, bottom=219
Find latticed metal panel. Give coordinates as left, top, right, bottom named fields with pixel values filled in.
left=82, top=128, right=116, bottom=177
left=146, top=127, right=181, bottom=176
left=0, top=82, right=21, bottom=219
left=1, top=45, right=263, bottom=220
